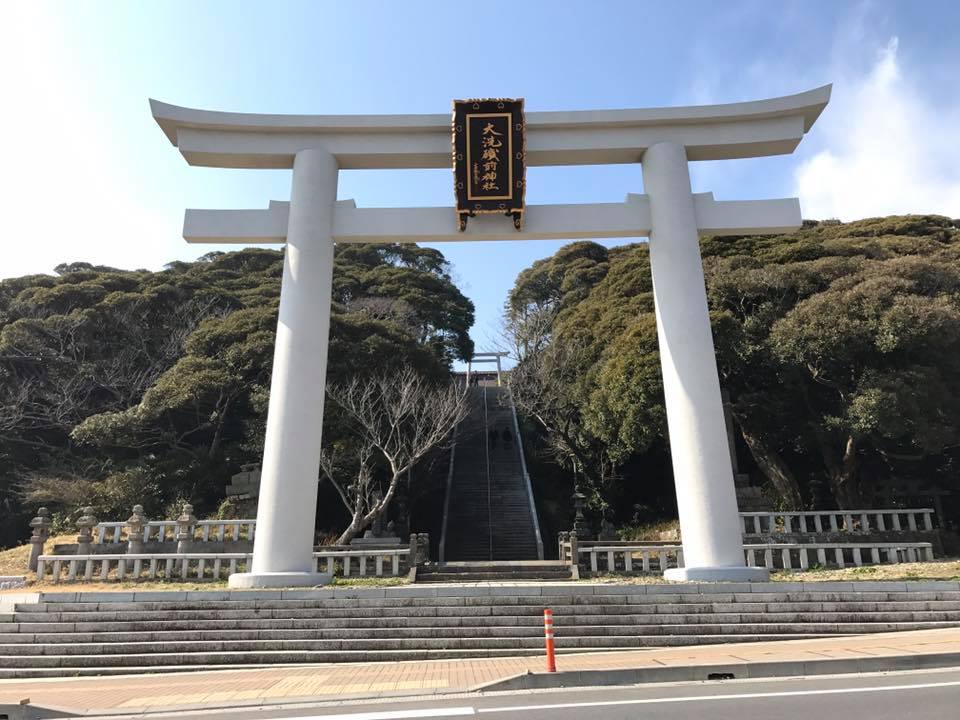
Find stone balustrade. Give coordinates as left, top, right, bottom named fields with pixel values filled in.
left=743, top=542, right=935, bottom=569
left=37, top=553, right=252, bottom=583
left=95, top=507, right=934, bottom=545
left=312, top=548, right=410, bottom=577
left=739, top=508, right=936, bottom=535
left=575, top=540, right=935, bottom=574
left=36, top=547, right=411, bottom=583
left=95, top=518, right=256, bottom=544
left=581, top=543, right=683, bottom=573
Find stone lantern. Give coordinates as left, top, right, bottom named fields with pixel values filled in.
left=572, top=490, right=592, bottom=539
left=28, top=507, right=51, bottom=572
left=76, top=506, right=98, bottom=555
left=176, top=503, right=197, bottom=554
left=126, top=505, right=147, bottom=554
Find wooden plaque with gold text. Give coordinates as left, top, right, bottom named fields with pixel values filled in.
left=452, top=98, right=525, bottom=230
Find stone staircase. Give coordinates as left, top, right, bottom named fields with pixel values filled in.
left=442, top=384, right=541, bottom=562
left=416, top=560, right=574, bottom=582
left=1, top=583, right=959, bottom=678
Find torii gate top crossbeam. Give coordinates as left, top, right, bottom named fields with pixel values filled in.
left=150, top=86, right=830, bottom=169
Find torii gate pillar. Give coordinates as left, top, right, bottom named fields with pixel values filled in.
left=229, top=148, right=337, bottom=588
left=644, top=142, right=765, bottom=581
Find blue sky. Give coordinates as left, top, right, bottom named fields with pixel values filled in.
left=3, top=1, right=960, bottom=355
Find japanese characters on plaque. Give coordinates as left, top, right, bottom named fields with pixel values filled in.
left=452, top=98, right=526, bottom=231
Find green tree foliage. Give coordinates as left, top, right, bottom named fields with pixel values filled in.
left=506, top=216, right=960, bottom=514
left=0, top=246, right=473, bottom=545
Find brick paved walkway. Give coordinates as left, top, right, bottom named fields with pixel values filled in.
left=1, top=629, right=958, bottom=713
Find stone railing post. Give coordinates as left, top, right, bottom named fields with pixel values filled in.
left=176, top=503, right=197, bottom=554
left=558, top=531, right=569, bottom=562
left=28, top=507, right=51, bottom=572
left=126, top=505, right=147, bottom=554
left=569, top=531, right=579, bottom=568
left=76, top=506, right=97, bottom=555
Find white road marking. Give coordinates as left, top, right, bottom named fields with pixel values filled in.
left=295, top=708, right=475, bottom=720
left=475, top=679, right=960, bottom=713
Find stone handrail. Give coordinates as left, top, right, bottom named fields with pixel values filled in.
left=95, top=519, right=256, bottom=544
left=438, top=427, right=458, bottom=563
left=739, top=509, right=936, bottom=535
left=507, top=385, right=544, bottom=561
left=37, top=547, right=410, bottom=583
left=577, top=541, right=934, bottom=574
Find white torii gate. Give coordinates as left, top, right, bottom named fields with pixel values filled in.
left=466, top=352, right=508, bottom=386
left=151, top=85, right=830, bottom=587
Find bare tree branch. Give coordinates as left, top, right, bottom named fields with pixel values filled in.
left=326, top=367, right=468, bottom=544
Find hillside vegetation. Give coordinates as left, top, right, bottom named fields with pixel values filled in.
left=0, top=246, right=474, bottom=546
left=507, top=215, right=960, bottom=525
left=3, top=215, right=958, bottom=548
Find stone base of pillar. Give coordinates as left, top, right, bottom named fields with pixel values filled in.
left=664, top=565, right=770, bottom=582
left=227, top=571, right=332, bottom=589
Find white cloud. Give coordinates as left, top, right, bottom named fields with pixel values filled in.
left=795, top=37, right=960, bottom=221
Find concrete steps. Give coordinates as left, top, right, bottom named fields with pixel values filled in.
left=2, top=584, right=959, bottom=677
left=443, top=386, right=540, bottom=561
left=417, top=560, right=573, bottom=583
left=0, top=637, right=836, bottom=679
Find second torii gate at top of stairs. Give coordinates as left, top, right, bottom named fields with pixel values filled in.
left=465, top=352, right=508, bottom=387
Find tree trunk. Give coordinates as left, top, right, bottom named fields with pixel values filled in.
left=827, top=435, right=861, bottom=509
left=207, top=393, right=235, bottom=459
left=335, top=512, right=366, bottom=545
left=739, top=427, right=803, bottom=509
left=334, top=469, right=403, bottom=545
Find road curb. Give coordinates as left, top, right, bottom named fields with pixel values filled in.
left=473, top=651, right=960, bottom=692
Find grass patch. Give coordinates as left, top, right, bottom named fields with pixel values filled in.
left=330, top=576, right=410, bottom=587
left=769, top=559, right=960, bottom=582
left=578, top=573, right=672, bottom=585
left=0, top=533, right=75, bottom=579
left=581, top=559, right=960, bottom=585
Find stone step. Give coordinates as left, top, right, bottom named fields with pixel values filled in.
left=0, top=621, right=955, bottom=655
left=422, top=561, right=568, bottom=571
left=0, top=636, right=838, bottom=678
left=415, top=572, right=572, bottom=582
left=9, top=615, right=958, bottom=638
left=11, top=598, right=960, bottom=622
left=444, top=385, right=540, bottom=562
left=0, top=630, right=856, bottom=657
left=6, top=612, right=959, bottom=638
left=6, top=584, right=959, bottom=676
left=11, top=600, right=960, bottom=624
left=18, top=592, right=960, bottom=611
left=0, top=623, right=873, bottom=646
left=17, top=593, right=960, bottom=610
left=0, top=632, right=856, bottom=669
left=9, top=614, right=960, bottom=637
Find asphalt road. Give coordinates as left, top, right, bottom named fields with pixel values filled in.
left=88, top=668, right=960, bottom=720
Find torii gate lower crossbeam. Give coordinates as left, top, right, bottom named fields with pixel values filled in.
left=152, top=86, right=830, bottom=586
